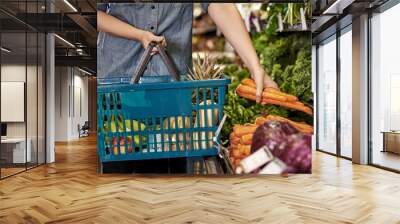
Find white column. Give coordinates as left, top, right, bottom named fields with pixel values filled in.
left=352, top=14, right=369, bottom=164
left=46, top=33, right=55, bottom=163
left=45, top=0, right=56, bottom=163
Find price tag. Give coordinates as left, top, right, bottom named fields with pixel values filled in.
left=236, top=146, right=274, bottom=174
left=258, top=158, right=287, bottom=174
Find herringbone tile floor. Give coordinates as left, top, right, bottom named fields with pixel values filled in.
left=0, top=136, right=400, bottom=224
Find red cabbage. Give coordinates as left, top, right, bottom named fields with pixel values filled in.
left=251, top=121, right=312, bottom=173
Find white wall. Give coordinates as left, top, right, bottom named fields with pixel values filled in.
left=1, top=65, right=41, bottom=138
left=54, top=66, right=69, bottom=141
left=1, top=65, right=26, bottom=138
left=54, top=66, right=89, bottom=141
left=71, top=73, right=89, bottom=138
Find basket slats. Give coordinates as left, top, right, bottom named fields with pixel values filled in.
left=97, top=78, right=230, bottom=162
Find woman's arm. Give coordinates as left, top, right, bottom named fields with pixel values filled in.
left=97, top=10, right=166, bottom=49
left=208, top=3, right=278, bottom=103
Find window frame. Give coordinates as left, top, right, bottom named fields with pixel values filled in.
left=314, top=19, right=353, bottom=160
left=367, top=0, right=400, bottom=173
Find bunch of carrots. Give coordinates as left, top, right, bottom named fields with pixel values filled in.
left=229, top=114, right=314, bottom=168
left=236, top=78, right=313, bottom=115
left=229, top=124, right=256, bottom=167
left=255, top=115, right=314, bottom=135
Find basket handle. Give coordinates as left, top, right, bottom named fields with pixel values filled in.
left=131, top=41, right=180, bottom=84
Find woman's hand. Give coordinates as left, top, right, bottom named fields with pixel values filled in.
left=97, top=11, right=167, bottom=54
left=252, top=67, right=279, bottom=103
left=208, top=4, right=278, bottom=103
left=139, top=31, right=167, bottom=54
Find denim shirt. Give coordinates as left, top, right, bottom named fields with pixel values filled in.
left=97, top=3, right=209, bottom=79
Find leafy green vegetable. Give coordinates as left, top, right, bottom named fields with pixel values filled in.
left=254, top=32, right=312, bottom=104
left=220, top=9, right=312, bottom=144
left=272, top=47, right=312, bottom=103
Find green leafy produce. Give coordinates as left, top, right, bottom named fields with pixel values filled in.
left=261, top=4, right=286, bottom=36
left=253, top=32, right=312, bottom=104
left=271, top=47, right=312, bottom=103
left=221, top=65, right=289, bottom=144
left=221, top=33, right=312, bottom=143
left=220, top=3, right=312, bottom=143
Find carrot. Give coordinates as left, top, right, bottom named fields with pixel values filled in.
left=263, top=91, right=287, bottom=101
left=233, top=124, right=258, bottom=137
left=229, top=146, right=238, bottom=156
left=244, top=146, right=251, bottom=156
left=241, top=78, right=256, bottom=88
left=264, top=87, right=298, bottom=101
left=299, top=128, right=313, bottom=135
left=266, top=115, right=287, bottom=122
left=241, top=78, right=298, bottom=101
left=294, top=101, right=305, bottom=106
left=238, top=80, right=312, bottom=115
left=294, top=123, right=313, bottom=131
left=255, top=117, right=266, bottom=126
left=236, top=90, right=257, bottom=101
left=302, top=107, right=313, bottom=115
left=263, top=99, right=313, bottom=115
left=232, top=148, right=240, bottom=158
left=266, top=115, right=314, bottom=134
left=237, top=84, right=287, bottom=101
left=240, top=133, right=253, bottom=145
left=230, top=136, right=240, bottom=145
left=238, top=144, right=251, bottom=156
left=236, top=84, right=256, bottom=95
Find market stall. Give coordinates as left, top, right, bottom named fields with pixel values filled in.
left=97, top=2, right=313, bottom=175
left=192, top=3, right=313, bottom=174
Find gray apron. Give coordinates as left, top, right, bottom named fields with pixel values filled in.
left=97, top=3, right=209, bottom=80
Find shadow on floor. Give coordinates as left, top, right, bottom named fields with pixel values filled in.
left=102, top=158, right=188, bottom=174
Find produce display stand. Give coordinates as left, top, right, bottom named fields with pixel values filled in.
left=97, top=43, right=231, bottom=174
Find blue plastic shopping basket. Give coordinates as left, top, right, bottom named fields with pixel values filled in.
left=97, top=42, right=230, bottom=171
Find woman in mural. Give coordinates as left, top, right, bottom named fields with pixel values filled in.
left=97, top=3, right=278, bottom=103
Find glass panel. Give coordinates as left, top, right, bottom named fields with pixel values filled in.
left=0, top=1, right=46, bottom=178
left=26, top=0, right=40, bottom=169
left=317, top=36, right=337, bottom=154
left=1, top=31, right=27, bottom=177
left=27, top=31, right=38, bottom=169
left=371, top=4, right=400, bottom=171
left=339, top=29, right=352, bottom=158
left=38, top=32, right=45, bottom=165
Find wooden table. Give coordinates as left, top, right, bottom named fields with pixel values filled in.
left=381, top=131, right=400, bottom=154
left=1, top=138, right=31, bottom=164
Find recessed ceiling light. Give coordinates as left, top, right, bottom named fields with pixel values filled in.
left=323, top=0, right=355, bottom=15
left=1, top=47, right=11, bottom=53
left=54, top=34, right=75, bottom=48
left=63, top=0, right=78, bottom=12
left=78, top=67, right=92, bottom=76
